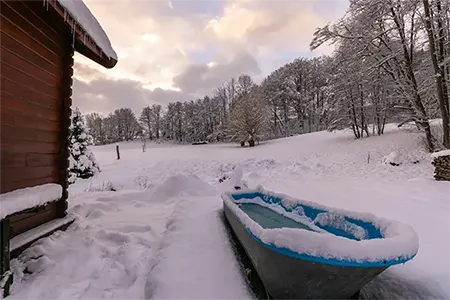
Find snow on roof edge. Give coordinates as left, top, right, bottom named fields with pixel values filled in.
left=56, top=0, right=117, bottom=61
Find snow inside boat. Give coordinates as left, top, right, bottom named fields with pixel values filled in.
left=222, top=186, right=419, bottom=299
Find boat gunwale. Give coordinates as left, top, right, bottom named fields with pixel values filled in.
left=222, top=186, right=418, bottom=268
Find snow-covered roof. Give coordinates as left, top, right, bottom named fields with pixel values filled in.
left=56, top=0, right=117, bottom=61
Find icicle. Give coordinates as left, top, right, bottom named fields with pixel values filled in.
left=64, top=10, right=67, bottom=22
left=72, top=25, right=76, bottom=48
left=83, top=32, right=86, bottom=45
left=42, top=0, right=46, bottom=7
left=46, top=0, right=49, bottom=11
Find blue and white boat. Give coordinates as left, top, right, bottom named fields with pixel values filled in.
left=222, top=186, right=419, bottom=299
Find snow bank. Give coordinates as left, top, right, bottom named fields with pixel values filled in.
left=384, top=151, right=403, bottom=166
left=0, top=184, right=62, bottom=219
left=223, top=187, right=419, bottom=266
left=56, top=0, right=117, bottom=60
left=431, top=149, right=450, bottom=158
left=150, top=174, right=216, bottom=202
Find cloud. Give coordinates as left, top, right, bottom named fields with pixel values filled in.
left=72, top=77, right=192, bottom=116
left=73, top=0, right=348, bottom=113
left=173, top=50, right=260, bottom=94
left=206, top=0, right=347, bottom=52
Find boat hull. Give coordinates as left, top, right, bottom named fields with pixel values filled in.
left=224, top=204, right=387, bottom=299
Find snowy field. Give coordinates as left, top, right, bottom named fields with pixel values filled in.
left=8, top=124, right=450, bottom=299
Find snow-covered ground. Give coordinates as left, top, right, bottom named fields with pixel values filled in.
left=8, top=124, right=450, bottom=299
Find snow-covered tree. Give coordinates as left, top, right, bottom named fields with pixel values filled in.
left=85, top=112, right=105, bottom=145
left=69, top=107, right=100, bottom=183
left=310, top=0, right=449, bottom=150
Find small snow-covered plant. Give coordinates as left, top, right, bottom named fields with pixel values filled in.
left=69, top=107, right=100, bottom=183
left=134, top=174, right=152, bottom=189
left=84, top=180, right=116, bottom=192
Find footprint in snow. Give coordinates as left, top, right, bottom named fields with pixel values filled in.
left=86, top=209, right=106, bottom=219
left=119, top=225, right=154, bottom=234
left=95, top=230, right=131, bottom=245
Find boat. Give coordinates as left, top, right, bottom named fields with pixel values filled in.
left=222, top=186, right=419, bottom=299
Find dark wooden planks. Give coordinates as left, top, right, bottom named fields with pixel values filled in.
left=1, top=47, right=60, bottom=87
left=0, top=16, right=61, bottom=66
left=0, top=177, right=58, bottom=195
left=0, top=93, right=60, bottom=121
left=3, top=1, right=62, bottom=46
left=0, top=1, right=63, bottom=59
left=0, top=140, right=60, bottom=154
left=1, top=153, right=59, bottom=168
left=0, top=31, right=59, bottom=76
left=1, top=109, right=60, bottom=132
left=0, top=125, right=60, bottom=144
left=9, top=202, right=58, bottom=237
left=55, top=32, right=74, bottom=218
left=0, top=59, right=60, bottom=99
left=2, top=166, right=57, bottom=182
left=0, top=0, right=65, bottom=197
left=0, top=77, right=59, bottom=109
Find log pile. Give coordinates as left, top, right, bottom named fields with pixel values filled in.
left=431, top=152, right=450, bottom=181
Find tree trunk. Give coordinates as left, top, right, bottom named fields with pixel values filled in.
left=283, top=99, right=289, bottom=137
left=351, top=124, right=359, bottom=139
left=423, top=0, right=450, bottom=148
left=359, top=86, right=369, bottom=138
left=350, top=98, right=360, bottom=139
left=391, top=5, right=436, bottom=151
left=435, top=0, right=450, bottom=117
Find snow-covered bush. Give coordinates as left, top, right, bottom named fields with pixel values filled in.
left=384, top=151, right=403, bottom=166
left=68, top=153, right=77, bottom=184
left=69, top=107, right=100, bottom=183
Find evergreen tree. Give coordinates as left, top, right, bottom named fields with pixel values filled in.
left=69, top=107, right=100, bottom=183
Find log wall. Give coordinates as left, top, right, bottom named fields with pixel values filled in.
left=0, top=0, right=72, bottom=235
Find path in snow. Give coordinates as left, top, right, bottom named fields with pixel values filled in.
left=147, top=199, right=251, bottom=299
left=9, top=189, right=174, bottom=298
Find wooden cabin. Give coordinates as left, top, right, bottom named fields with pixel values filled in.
left=0, top=0, right=117, bottom=296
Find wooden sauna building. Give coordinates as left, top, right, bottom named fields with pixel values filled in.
left=0, top=0, right=117, bottom=296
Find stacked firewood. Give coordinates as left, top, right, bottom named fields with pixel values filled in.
left=432, top=152, right=450, bottom=181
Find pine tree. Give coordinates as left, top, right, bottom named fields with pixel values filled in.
left=69, top=107, right=100, bottom=183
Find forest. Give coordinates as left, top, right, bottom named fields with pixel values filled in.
left=84, top=0, right=449, bottom=151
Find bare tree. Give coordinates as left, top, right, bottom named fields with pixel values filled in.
left=228, top=87, right=270, bottom=147
left=152, top=104, right=162, bottom=139
left=85, top=112, right=105, bottom=145
left=139, top=106, right=153, bottom=140
left=422, top=0, right=450, bottom=148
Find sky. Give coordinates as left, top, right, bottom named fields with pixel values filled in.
left=72, top=0, right=349, bottom=116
